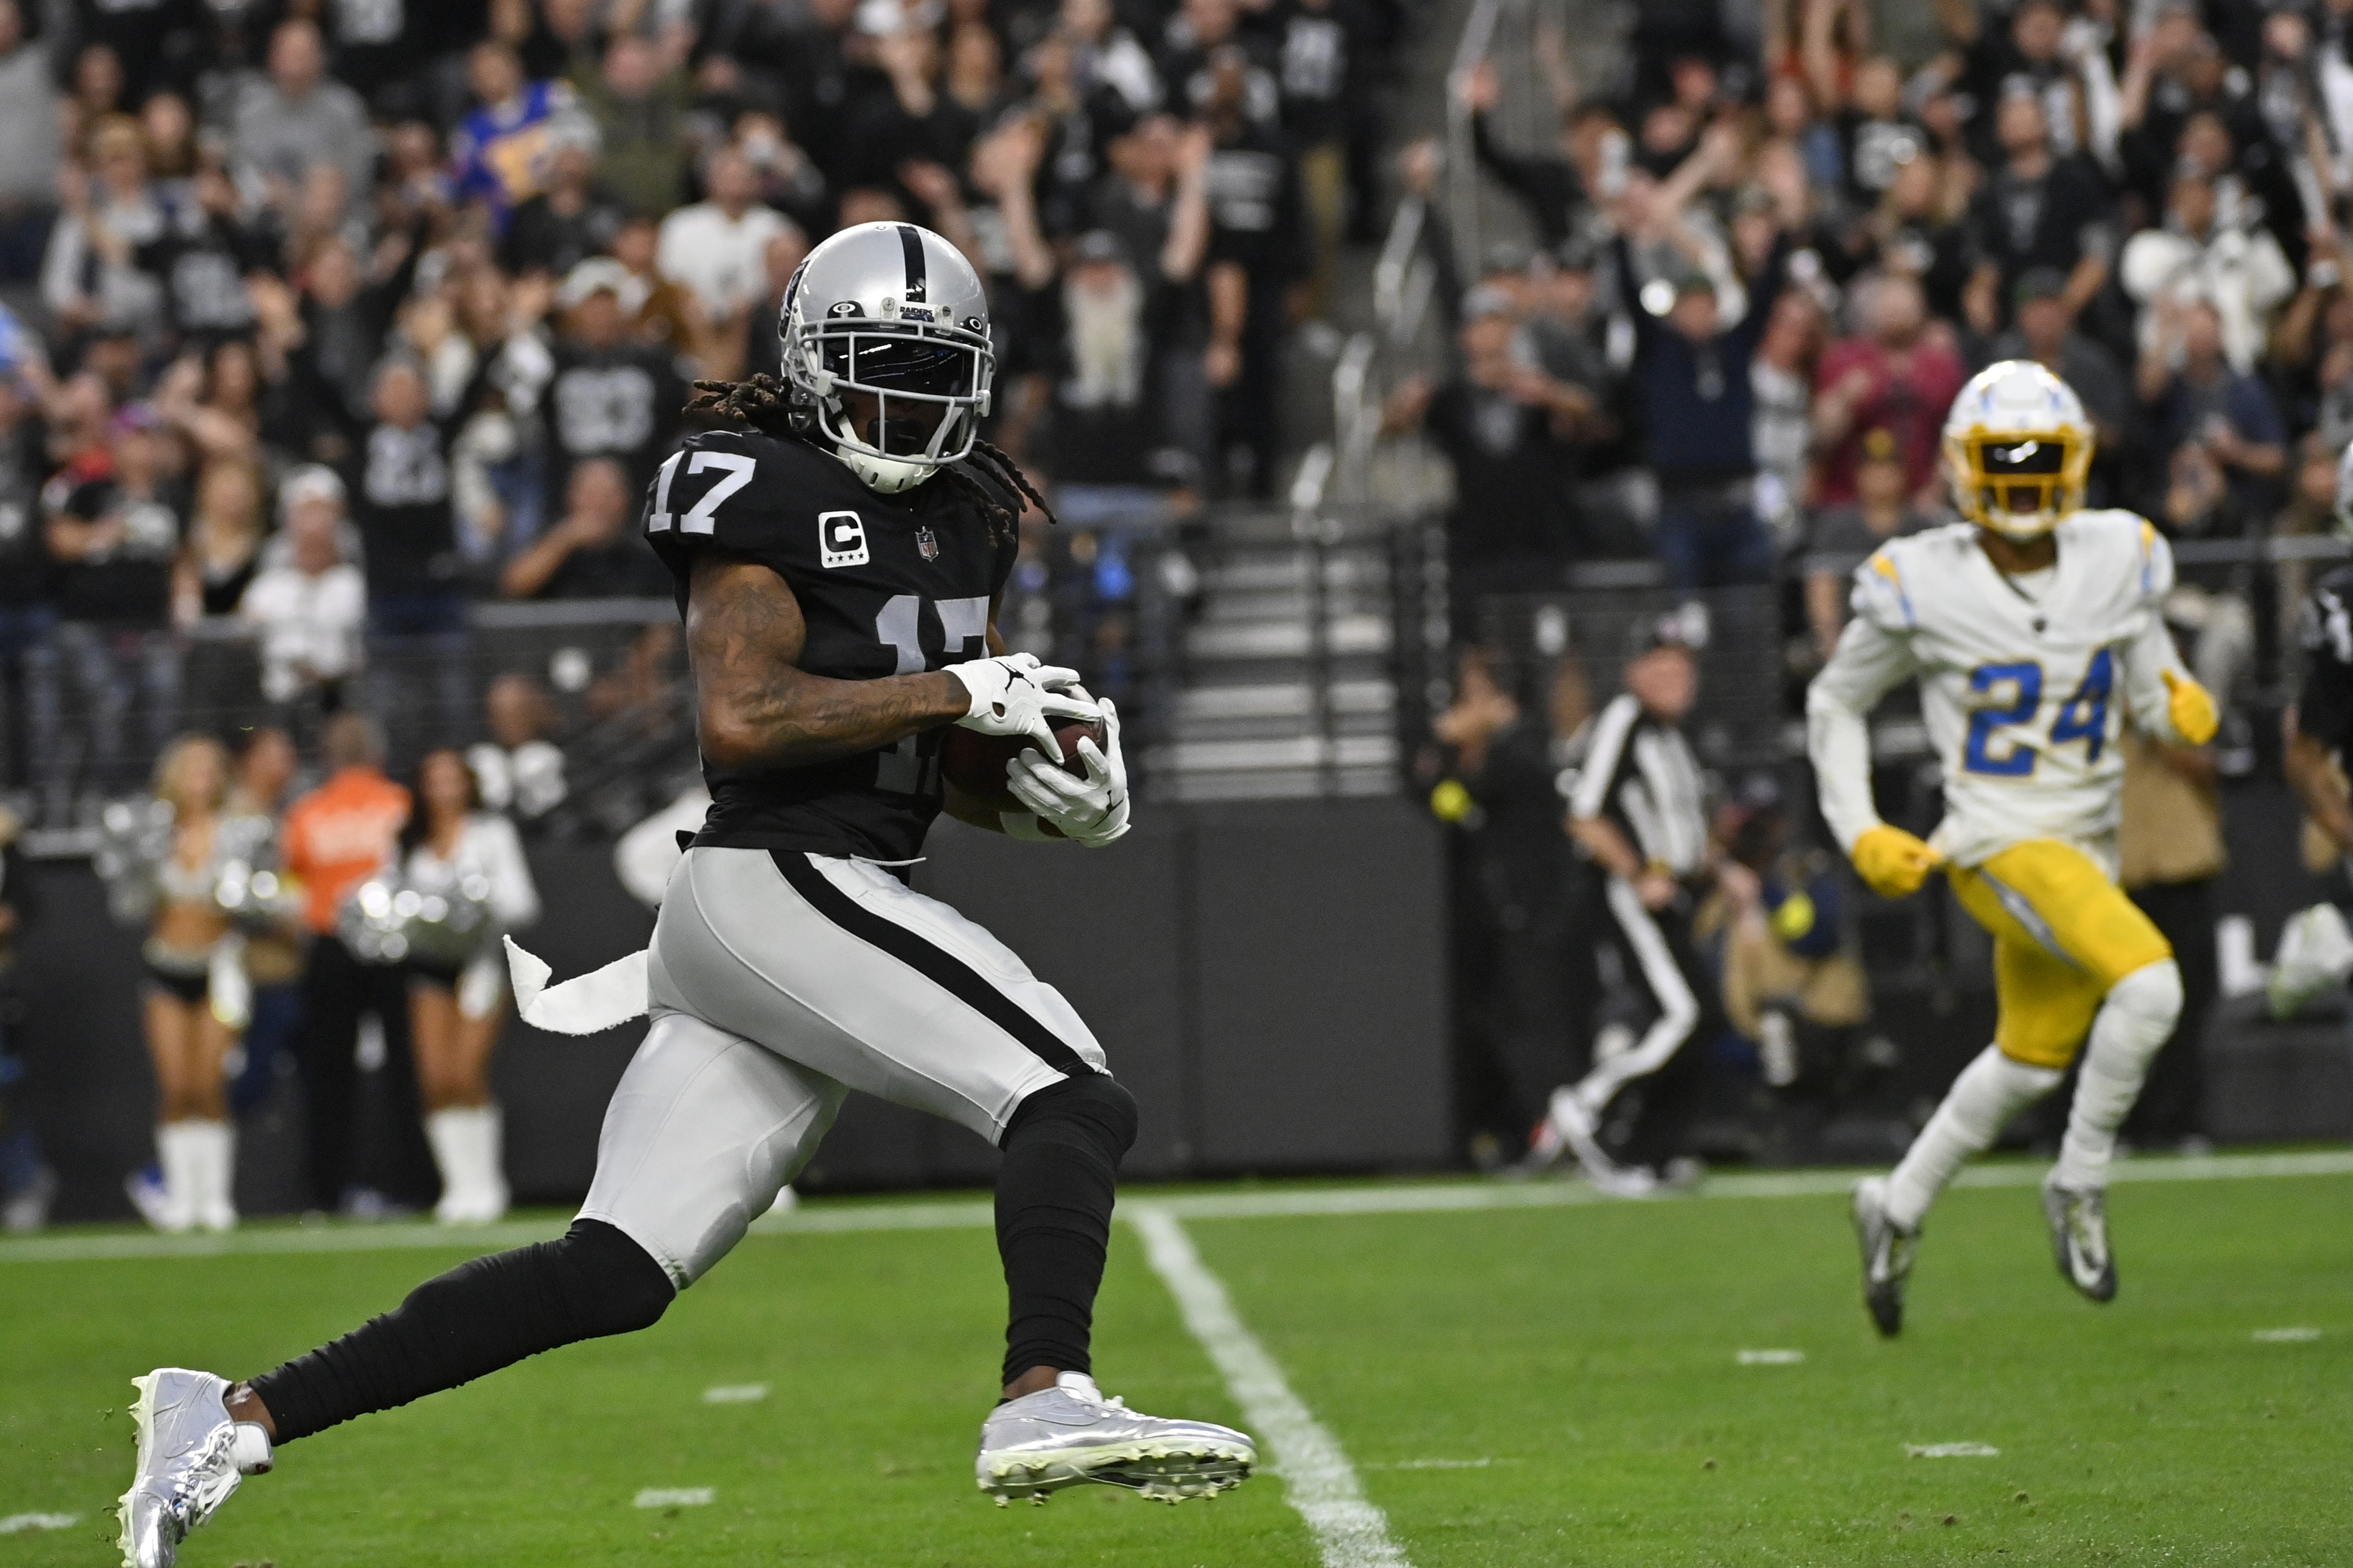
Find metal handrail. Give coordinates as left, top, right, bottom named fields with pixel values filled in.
left=1372, top=195, right=1426, bottom=330
left=1306, top=191, right=1435, bottom=515
left=1799, top=534, right=2353, bottom=579
left=1444, top=0, right=1509, bottom=285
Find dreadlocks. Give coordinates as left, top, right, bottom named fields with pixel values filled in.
left=683, top=376, right=1057, bottom=549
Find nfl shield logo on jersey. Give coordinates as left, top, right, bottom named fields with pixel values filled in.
left=916, top=525, right=940, bottom=562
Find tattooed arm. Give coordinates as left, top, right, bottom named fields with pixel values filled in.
left=688, top=553, right=969, bottom=770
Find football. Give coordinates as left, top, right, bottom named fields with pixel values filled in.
left=938, top=717, right=1107, bottom=815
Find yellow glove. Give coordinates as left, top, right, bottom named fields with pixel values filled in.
left=1850, top=824, right=1944, bottom=899
left=2161, top=668, right=2218, bottom=747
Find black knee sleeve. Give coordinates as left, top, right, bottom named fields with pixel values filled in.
left=250, top=1219, right=674, bottom=1443
left=1003, top=1071, right=1139, bottom=1163
left=994, top=1073, right=1137, bottom=1387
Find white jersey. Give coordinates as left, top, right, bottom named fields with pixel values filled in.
left=1806, top=511, right=2192, bottom=874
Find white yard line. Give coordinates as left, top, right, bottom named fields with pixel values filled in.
left=1130, top=1205, right=1412, bottom=1568
left=6, top=1149, right=2349, bottom=1265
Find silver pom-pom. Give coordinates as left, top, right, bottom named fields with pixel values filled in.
left=339, top=866, right=495, bottom=968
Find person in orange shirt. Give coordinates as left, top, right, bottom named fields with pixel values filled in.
left=281, top=712, right=415, bottom=1214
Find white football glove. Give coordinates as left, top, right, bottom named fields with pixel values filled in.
left=945, top=653, right=1099, bottom=761
left=1007, top=698, right=1130, bottom=847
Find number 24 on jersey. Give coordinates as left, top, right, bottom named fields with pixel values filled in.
left=1963, top=649, right=2113, bottom=776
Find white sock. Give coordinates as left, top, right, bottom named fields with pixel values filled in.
left=426, top=1108, right=474, bottom=1220
left=2055, top=960, right=2184, bottom=1191
left=429, top=1107, right=509, bottom=1221
left=155, top=1122, right=203, bottom=1234
left=478, top=1104, right=509, bottom=1217
left=1885, top=1045, right=2063, bottom=1230
left=187, top=1120, right=236, bottom=1231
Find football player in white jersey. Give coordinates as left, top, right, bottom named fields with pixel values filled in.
left=1806, top=360, right=2218, bottom=1336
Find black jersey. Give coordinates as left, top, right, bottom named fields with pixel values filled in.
left=2298, top=564, right=2353, bottom=758
left=644, top=427, right=1021, bottom=862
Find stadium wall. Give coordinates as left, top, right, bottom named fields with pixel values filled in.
left=17, top=800, right=1455, bottom=1222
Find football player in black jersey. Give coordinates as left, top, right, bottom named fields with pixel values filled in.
left=2271, top=445, right=2353, bottom=1015
left=117, top=224, right=1256, bottom=1568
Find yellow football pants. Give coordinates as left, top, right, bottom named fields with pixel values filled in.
left=1945, top=840, right=2175, bottom=1070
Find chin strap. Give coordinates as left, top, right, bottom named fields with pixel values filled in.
left=838, top=444, right=939, bottom=493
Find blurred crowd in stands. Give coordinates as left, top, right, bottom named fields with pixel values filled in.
left=0, top=0, right=1416, bottom=825
left=1393, top=0, right=2348, bottom=727
left=1401, top=0, right=2353, bottom=1177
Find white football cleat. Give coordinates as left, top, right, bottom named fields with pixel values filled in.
left=117, top=1368, right=271, bottom=1568
left=2042, top=1174, right=2118, bottom=1303
left=977, top=1371, right=1254, bottom=1505
left=1853, top=1176, right=1918, bottom=1338
left=2267, top=902, right=2353, bottom=1020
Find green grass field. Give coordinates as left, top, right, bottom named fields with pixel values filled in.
left=3, top=1157, right=2349, bottom=1567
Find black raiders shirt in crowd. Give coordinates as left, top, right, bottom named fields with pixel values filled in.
left=642, top=429, right=1021, bottom=863
left=352, top=418, right=461, bottom=598
left=135, top=211, right=273, bottom=343
left=51, top=477, right=187, bottom=624
left=548, top=341, right=688, bottom=494
left=2298, top=565, right=2353, bottom=761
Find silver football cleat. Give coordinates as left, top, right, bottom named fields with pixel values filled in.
left=977, top=1371, right=1255, bottom=1505
left=117, top=1368, right=272, bottom=1568
left=1852, top=1176, right=1918, bottom=1339
left=2042, top=1174, right=2118, bottom=1303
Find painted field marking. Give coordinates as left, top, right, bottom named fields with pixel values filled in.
left=0, top=1513, right=78, bottom=1534
left=1737, top=1349, right=1805, bottom=1365
left=2251, top=1327, right=2323, bottom=1343
left=1906, top=1443, right=1999, bottom=1459
left=1376, top=1457, right=1501, bottom=1470
left=633, top=1488, right=716, bottom=1508
left=8, top=1150, right=2352, bottom=1265
left=701, top=1383, right=770, bottom=1403
left=1131, top=1205, right=1413, bottom=1568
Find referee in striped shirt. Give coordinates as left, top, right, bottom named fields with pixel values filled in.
left=1531, top=616, right=1718, bottom=1193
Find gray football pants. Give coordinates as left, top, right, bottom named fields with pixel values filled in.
left=580, top=847, right=1109, bottom=1285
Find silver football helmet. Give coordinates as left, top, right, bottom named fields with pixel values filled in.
left=779, top=221, right=994, bottom=493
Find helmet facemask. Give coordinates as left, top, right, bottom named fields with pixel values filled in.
left=785, top=311, right=995, bottom=494
left=1945, top=428, right=2089, bottom=540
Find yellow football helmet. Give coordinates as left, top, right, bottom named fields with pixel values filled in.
left=1941, top=360, right=2093, bottom=539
